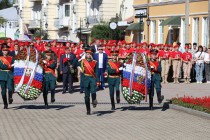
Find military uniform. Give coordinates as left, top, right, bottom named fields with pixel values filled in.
left=43, top=51, right=57, bottom=109
left=149, top=49, right=164, bottom=110
left=107, top=51, right=122, bottom=110
left=0, top=44, right=14, bottom=109
left=79, top=48, right=99, bottom=115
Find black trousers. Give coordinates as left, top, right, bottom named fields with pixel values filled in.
left=205, top=63, right=210, bottom=81
left=62, top=73, right=73, bottom=92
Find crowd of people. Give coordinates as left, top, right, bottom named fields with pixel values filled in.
left=0, top=37, right=209, bottom=114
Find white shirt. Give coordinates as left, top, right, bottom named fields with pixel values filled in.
left=194, top=51, right=205, bottom=64
left=95, top=45, right=98, bottom=53
left=66, top=54, right=70, bottom=58
left=204, top=52, right=210, bottom=62
left=98, top=53, right=103, bottom=68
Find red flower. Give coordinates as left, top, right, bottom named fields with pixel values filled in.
left=63, top=58, right=70, bottom=63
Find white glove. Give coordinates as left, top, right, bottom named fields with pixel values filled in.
left=151, top=66, right=154, bottom=69
left=119, top=67, right=123, bottom=70
left=43, top=60, right=47, bottom=64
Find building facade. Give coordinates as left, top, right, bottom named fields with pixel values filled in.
left=13, top=0, right=133, bottom=42
left=0, top=7, right=18, bottom=40
left=126, top=0, right=209, bottom=49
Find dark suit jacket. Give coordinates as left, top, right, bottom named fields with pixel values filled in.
left=93, top=52, right=108, bottom=73
left=91, top=45, right=98, bottom=54
left=9, top=51, right=18, bottom=57
left=60, top=53, right=76, bottom=74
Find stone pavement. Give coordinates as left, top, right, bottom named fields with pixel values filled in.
left=0, top=82, right=210, bottom=140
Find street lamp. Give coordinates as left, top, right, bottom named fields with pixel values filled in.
left=86, top=19, right=89, bottom=28
left=45, top=22, right=48, bottom=40
left=146, top=16, right=151, bottom=44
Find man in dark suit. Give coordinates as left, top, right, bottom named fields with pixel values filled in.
left=93, top=45, right=108, bottom=90
left=9, top=42, right=19, bottom=57
left=91, top=39, right=100, bottom=54
left=60, top=47, right=77, bottom=93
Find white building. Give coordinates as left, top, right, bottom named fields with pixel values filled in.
left=13, top=0, right=134, bottom=42
left=0, top=7, right=18, bottom=40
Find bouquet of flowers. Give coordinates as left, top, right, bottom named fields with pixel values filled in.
left=14, top=47, right=43, bottom=100
left=122, top=52, right=151, bottom=104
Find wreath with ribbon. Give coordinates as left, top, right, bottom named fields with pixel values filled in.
left=14, top=47, right=43, bottom=100
left=122, top=52, right=151, bottom=104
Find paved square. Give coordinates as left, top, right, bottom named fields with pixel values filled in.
left=0, top=82, right=210, bottom=140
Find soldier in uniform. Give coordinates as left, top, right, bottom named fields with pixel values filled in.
left=149, top=49, right=164, bottom=110
left=43, top=51, right=57, bottom=109
left=79, top=48, right=99, bottom=115
left=106, top=50, right=122, bottom=110
left=0, top=44, right=14, bottom=109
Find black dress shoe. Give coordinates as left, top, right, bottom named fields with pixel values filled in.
left=87, top=111, right=91, bottom=115
left=45, top=105, right=48, bottom=109
left=68, top=90, right=73, bottom=94
left=62, top=91, right=66, bottom=94
left=9, top=98, right=13, bottom=104
left=116, top=98, right=120, bottom=104
left=4, top=105, right=8, bottom=109
left=92, top=100, right=98, bottom=108
left=51, top=99, right=55, bottom=103
left=149, top=107, right=153, bottom=110
left=80, top=90, right=84, bottom=94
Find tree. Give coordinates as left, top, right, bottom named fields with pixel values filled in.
left=0, top=16, right=7, bottom=24
left=91, top=24, right=124, bottom=41
left=0, top=0, right=12, bottom=10
left=32, top=29, right=49, bottom=40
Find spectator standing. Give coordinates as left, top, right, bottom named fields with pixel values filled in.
left=204, top=48, right=210, bottom=83
left=194, top=46, right=205, bottom=83
left=182, top=46, right=192, bottom=83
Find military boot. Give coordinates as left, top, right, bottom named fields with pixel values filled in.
left=85, top=100, right=91, bottom=115
left=51, top=90, right=55, bottom=103
left=157, top=91, right=164, bottom=104
left=2, top=95, right=8, bottom=109
left=8, top=91, right=13, bottom=104
left=43, top=94, right=48, bottom=109
left=149, top=95, right=153, bottom=110
left=92, top=93, right=97, bottom=108
left=116, top=90, right=120, bottom=103
left=111, top=98, right=115, bottom=110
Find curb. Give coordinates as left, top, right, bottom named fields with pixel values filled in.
left=168, top=103, right=210, bottom=120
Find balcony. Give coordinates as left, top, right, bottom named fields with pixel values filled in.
left=28, top=20, right=41, bottom=29
left=54, top=18, right=71, bottom=29
left=87, top=15, right=101, bottom=25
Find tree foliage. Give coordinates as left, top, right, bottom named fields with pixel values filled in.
left=91, top=24, right=124, bottom=41
left=0, top=0, right=12, bottom=10
left=0, top=16, right=7, bottom=24
left=32, top=29, right=49, bottom=40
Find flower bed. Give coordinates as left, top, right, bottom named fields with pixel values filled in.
left=171, top=96, right=210, bottom=114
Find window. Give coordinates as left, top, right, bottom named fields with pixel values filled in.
left=202, top=17, right=209, bottom=48
left=192, top=17, right=199, bottom=44
left=150, top=20, right=156, bottom=43
left=64, top=4, right=70, bottom=17
left=158, top=20, right=164, bottom=44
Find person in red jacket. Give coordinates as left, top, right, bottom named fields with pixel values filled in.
left=170, top=45, right=182, bottom=83
left=182, top=46, right=192, bottom=83
left=159, top=44, right=170, bottom=83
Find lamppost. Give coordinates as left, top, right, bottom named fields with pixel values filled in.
left=139, top=14, right=144, bottom=43
left=45, top=22, right=48, bottom=40
left=146, top=15, right=151, bottom=44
